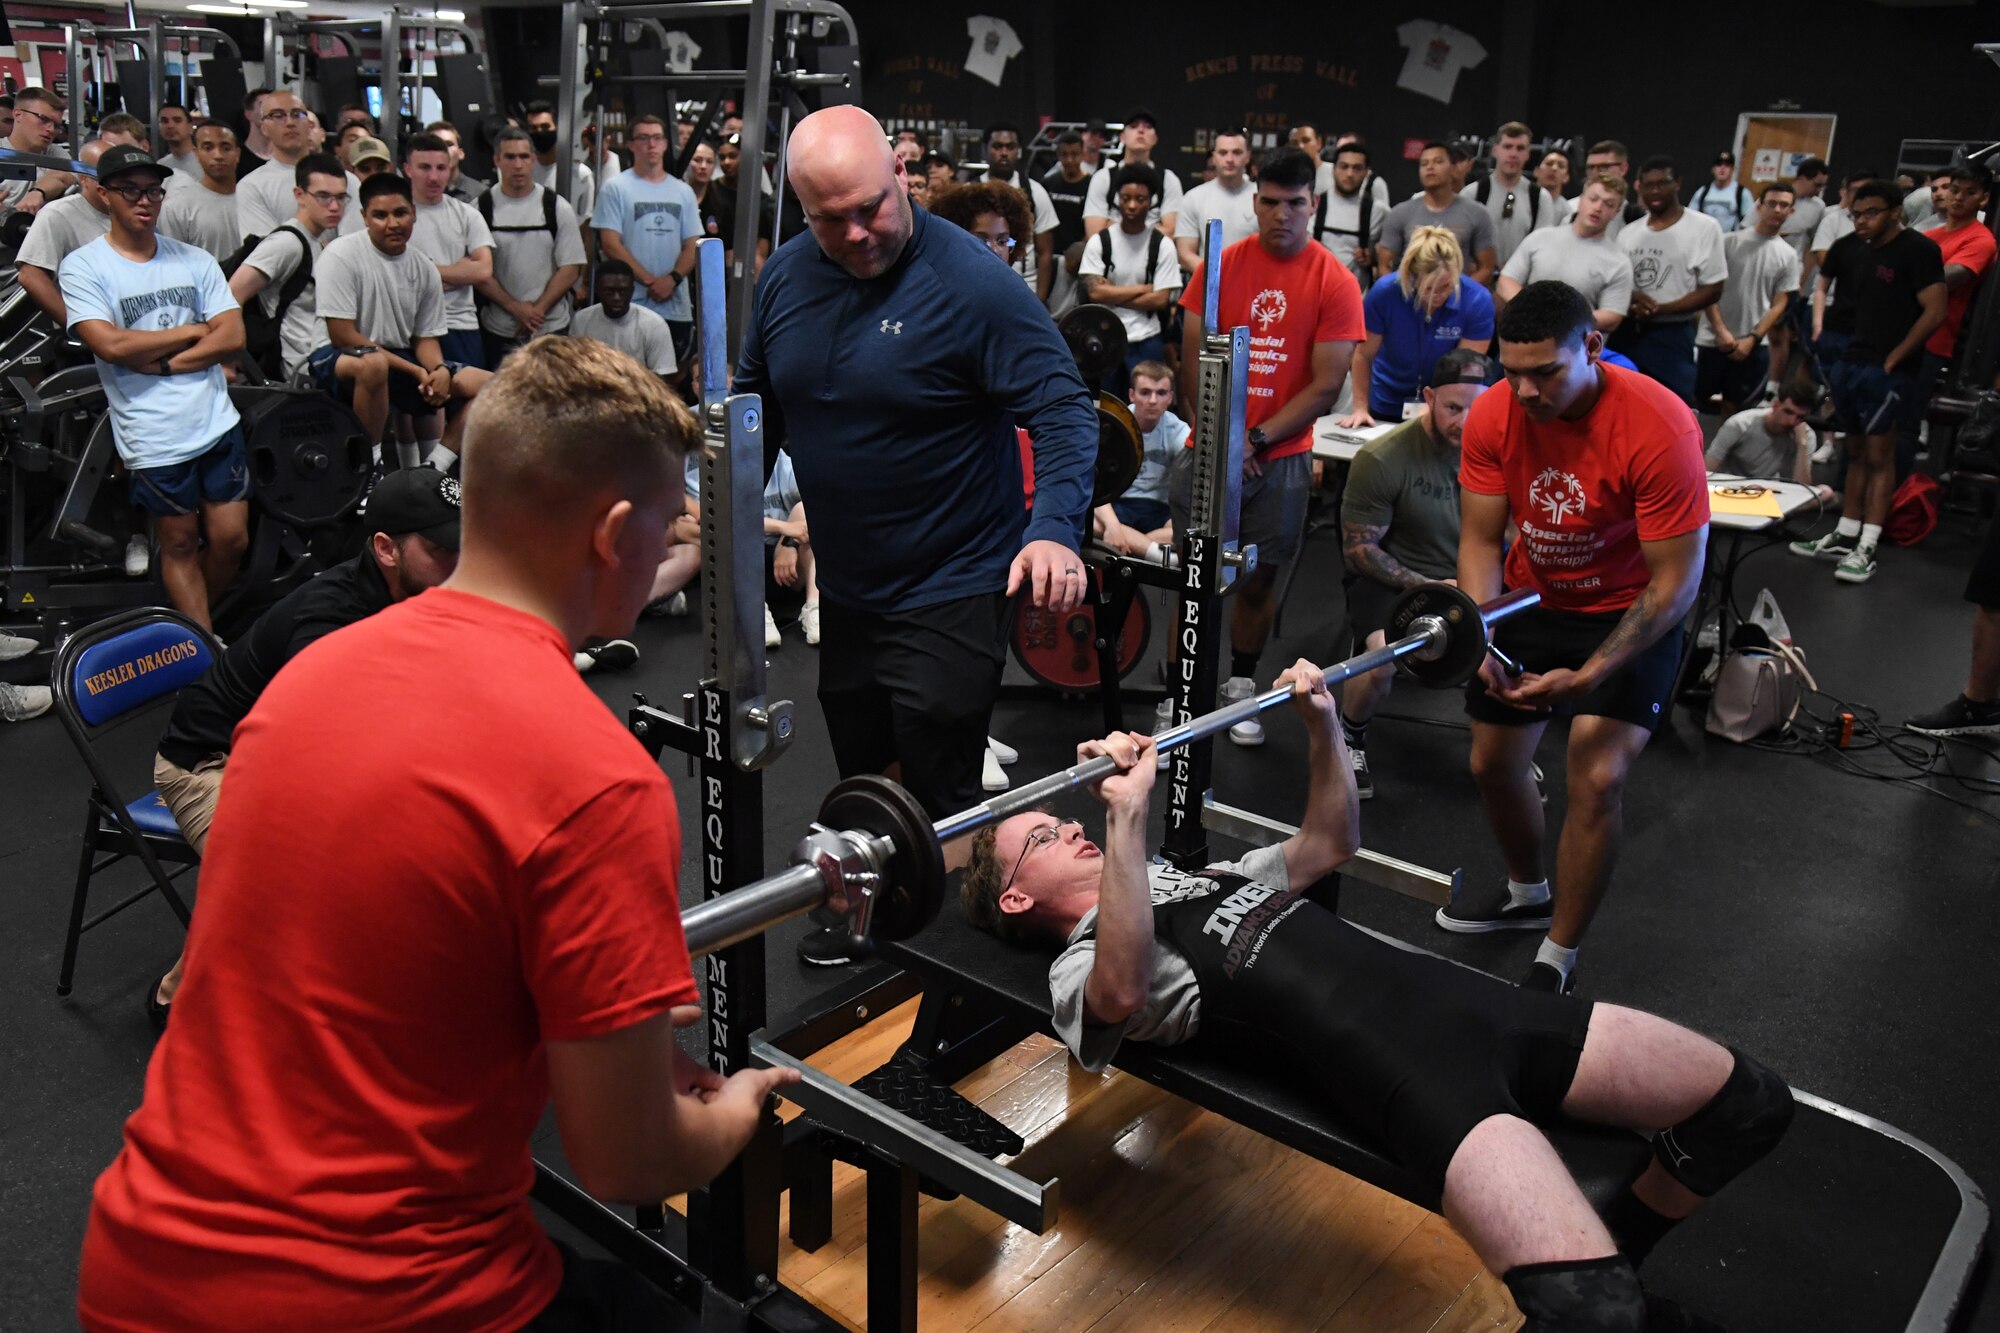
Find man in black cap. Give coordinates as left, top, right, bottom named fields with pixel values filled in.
left=1691, top=150, right=1752, bottom=233
left=1083, top=108, right=1182, bottom=238
left=1080, top=118, right=1110, bottom=174
left=144, top=467, right=463, bottom=1027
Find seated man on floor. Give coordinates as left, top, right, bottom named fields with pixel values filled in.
left=309, top=173, right=489, bottom=471
left=147, top=468, right=461, bottom=1026
left=569, top=258, right=679, bottom=381
left=1705, top=382, right=1834, bottom=502
left=1338, top=349, right=1493, bottom=800
left=963, top=675, right=1793, bottom=1332
left=1093, top=359, right=1186, bottom=560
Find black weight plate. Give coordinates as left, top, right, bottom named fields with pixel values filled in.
left=232, top=387, right=372, bottom=529
left=1388, top=582, right=1488, bottom=687
left=818, top=774, right=946, bottom=941
left=1059, top=303, right=1128, bottom=384
left=1093, top=392, right=1143, bottom=507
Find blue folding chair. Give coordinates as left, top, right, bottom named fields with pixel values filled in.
left=49, top=608, right=222, bottom=997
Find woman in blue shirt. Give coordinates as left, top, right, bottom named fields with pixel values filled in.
left=1338, top=225, right=1494, bottom=426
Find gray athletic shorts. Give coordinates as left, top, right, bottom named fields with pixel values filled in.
left=1167, top=448, right=1312, bottom=569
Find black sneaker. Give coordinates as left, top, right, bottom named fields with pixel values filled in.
left=575, top=639, right=640, bottom=674
left=1520, top=960, right=1576, bottom=995
left=145, top=972, right=172, bottom=1032
left=1348, top=743, right=1374, bottom=801
left=1435, top=880, right=1555, bottom=934
left=797, top=924, right=862, bottom=968
left=1905, top=695, right=2000, bottom=738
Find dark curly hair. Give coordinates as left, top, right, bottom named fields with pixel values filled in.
left=927, top=180, right=1034, bottom=253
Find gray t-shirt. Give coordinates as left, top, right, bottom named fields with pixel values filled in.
left=159, top=183, right=242, bottom=262
left=1049, top=844, right=1289, bottom=1072
left=237, top=158, right=364, bottom=242
left=240, top=222, right=329, bottom=377
left=480, top=186, right=588, bottom=337
left=1780, top=195, right=1826, bottom=259
left=1379, top=194, right=1497, bottom=266
left=409, top=196, right=495, bottom=331
left=1470, top=176, right=1559, bottom=266
left=1696, top=229, right=1801, bottom=348
left=1705, top=406, right=1811, bottom=481
left=314, top=230, right=446, bottom=349
left=532, top=159, right=596, bottom=223
left=1501, top=226, right=1634, bottom=314
left=1619, top=209, right=1728, bottom=321
left=1339, top=414, right=1461, bottom=581
left=1313, top=188, right=1385, bottom=286
left=16, top=192, right=110, bottom=274
left=569, top=302, right=678, bottom=374
left=1174, top=178, right=1258, bottom=262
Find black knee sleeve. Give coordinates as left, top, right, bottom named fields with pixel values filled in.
left=1651, top=1046, right=1794, bottom=1197
left=1502, top=1255, right=1646, bottom=1332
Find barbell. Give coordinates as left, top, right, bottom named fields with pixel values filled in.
left=677, top=583, right=1540, bottom=958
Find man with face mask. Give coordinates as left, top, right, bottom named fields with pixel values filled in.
left=522, top=100, right=595, bottom=222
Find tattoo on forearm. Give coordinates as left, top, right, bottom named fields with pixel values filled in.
left=1591, top=580, right=1673, bottom=667
left=1342, top=523, right=1427, bottom=589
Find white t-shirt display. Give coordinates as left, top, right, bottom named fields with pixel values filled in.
left=1696, top=229, right=1801, bottom=347
left=1174, top=178, right=1258, bottom=262
left=964, top=16, right=1023, bottom=87
left=1501, top=226, right=1634, bottom=314
left=570, top=302, right=678, bottom=374
left=1084, top=162, right=1184, bottom=230
left=1079, top=225, right=1182, bottom=343
left=314, top=230, right=447, bottom=350
left=481, top=186, right=588, bottom=337
left=158, top=183, right=242, bottom=262
left=1394, top=20, right=1486, bottom=103
left=239, top=222, right=330, bottom=377
left=409, top=195, right=495, bottom=332
left=1618, top=209, right=1728, bottom=321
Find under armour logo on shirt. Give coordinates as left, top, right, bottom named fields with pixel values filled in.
left=880, top=320, right=903, bottom=335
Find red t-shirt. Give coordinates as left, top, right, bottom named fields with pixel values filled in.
left=79, top=590, right=698, bottom=1333
left=1460, top=365, right=1711, bottom=614
left=1926, top=220, right=1997, bottom=358
left=1179, top=236, right=1364, bottom=461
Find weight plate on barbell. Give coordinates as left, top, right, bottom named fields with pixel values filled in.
left=232, top=386, right=373, bottom=530
left=817, top=774, right=946, bottom=942
left=1059, top=303, right=1129, bottom=385
left=1010, top=587, right=1151, bottom=692
left=1387, top=582, right=1491, bottom=688
left=1092, top=392, right=1143, bottom=507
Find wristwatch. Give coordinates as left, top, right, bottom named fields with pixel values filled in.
left=1247, top=426, right=1269, bottom=451
left=156, top=356, right=174, bottom=376
left=779, top=536, right=802, bottom=549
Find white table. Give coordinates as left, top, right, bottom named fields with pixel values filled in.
left=1312, top=415, right=1398, bottom=465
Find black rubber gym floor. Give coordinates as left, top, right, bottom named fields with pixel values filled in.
left=3, top=498, right=1996, bottom=1330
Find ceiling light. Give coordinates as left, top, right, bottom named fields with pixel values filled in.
left=435, top=9, right=466, bottom=19
left=187, top=3, right=263, bottom=11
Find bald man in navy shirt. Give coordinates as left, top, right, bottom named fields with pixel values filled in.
left=737, top=106, right=1096, bottom=966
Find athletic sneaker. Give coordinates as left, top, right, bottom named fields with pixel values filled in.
left=797, top=924, right=859, bottom=968
left=1833, top=546, right=1877, bottom=584
left=1905, top=695, right=2000, bottom=738
left=801, top=600, right=821, bottom=645
left=1789, top=530, right=1855, bottom=561
left=1222, top=676, right=1264, bottom=746
left=124, top=534, right=149, bottom=577
left=982, top=745, right=1010, bottom=793
left=1519, top=960, right=1576, bottom=995
left=1435, top=880, right=1555, bottom=934
left=0, top=632, right=37, bottom=663
left=0, top=682, right=53, bottom=722
left=764, top=604, right=782, bottom=649
left=987, top=735, right=1018, bottom=765
left=1348, top=743, right=1374, bottom=801
left=1810, top=438, right=1836, bottom=464
left=574, top=639, right=640, bottom=674
left=644, top=590, right=689, bottom=618
left=1153, top=698, right=1175, bottom=769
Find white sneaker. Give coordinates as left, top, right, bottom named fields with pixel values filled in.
left=0, top=682, right=53, bottom=722
left=124, top=534, right=149, bottom=577
left=987, top=735, right=1018, bottom=765
left=764, top=604, right=782, bottom=649
left=801, top=600, right=821, bottom=645
left=1811, top=439, right=1835, bottom=464
left=1153, top=697, right=1175, bottom=768
left=0, top=632, right=37, bottom=663
left=1222, top=676, right=1264, bottom=746
left=982, top=745, right=1010, bottom=792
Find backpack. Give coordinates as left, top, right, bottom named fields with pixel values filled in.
left=1314, top=174, right=1377, bottom=278
left=475, top=186, right=561, bottom=318
left=219, top=224, right=314, bottom=380
left=1471, top=175, right=1540, bottom=227
left=1693, top=181, right=1751, bottom=227
left=1097, top=225, right=1167, bottom=295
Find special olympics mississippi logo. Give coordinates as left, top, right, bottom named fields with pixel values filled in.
left=1249, top=288, right=1288, bottom=330
left=1528, top=467, right=1587, bottom=524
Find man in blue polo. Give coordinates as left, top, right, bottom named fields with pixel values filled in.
left=736, top=105, right=1097, bottom=967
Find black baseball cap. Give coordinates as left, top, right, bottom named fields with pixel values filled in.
left=367, top=468, right=462, bottom=550
left=1083, top=118, right=1109, bottom=136
left=1715, top=149, right=1735, bottom=165
left=96, top=144, right=168, bottom=186
left=1430, top=348, right=1498, bottom=389
left=1122, top=107, right=1157, bottom=130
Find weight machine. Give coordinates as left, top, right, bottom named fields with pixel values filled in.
left=51, top=19, right=247, bottom=154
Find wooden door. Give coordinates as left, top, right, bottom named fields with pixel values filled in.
left=1735, top=114, right=1837, bottom=198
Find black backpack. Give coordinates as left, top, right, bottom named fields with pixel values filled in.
left=1314, top=174, right=1378, bottom=278
left=219, top=224, right=313, bottom=380
left=474, top=187, right=561, bottom=316
left=1096, top=225, right=1168, bottom=293
left=1472, top=175, right=1541, bottom=228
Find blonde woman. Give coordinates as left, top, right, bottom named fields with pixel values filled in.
left=1337, top=224, right=1494, bottom=428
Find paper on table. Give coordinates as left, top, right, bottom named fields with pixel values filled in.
left=1707, top=484, right=1786, bottom=518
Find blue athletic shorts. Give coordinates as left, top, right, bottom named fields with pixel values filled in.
left=129, top=423, right=249, bottom=518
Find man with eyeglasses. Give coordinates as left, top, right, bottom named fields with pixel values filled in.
left=1469, top=120, right=1559, bottom=271
left=60, top=145, right=249, bottom=634
left=980, top=121, right=1057, bottom=300
left=1581, top=140, right=1645, bottom=241
left=1081, top=165, right=1183, bottom=397
left=237, top=90, right=362, bottom=243
left=0, top=86, right=75, bottom=219
left=159, top=120, right=243, bottom=263
left=595, top=113, right=701, bottom=370
left=228, top=152, right=349, bottom=383
left=1174, top=128, right=1258, bottom=275
left=14, top=140, right=116, bottom=324
left=1790, top=180, right=1945, bottom=584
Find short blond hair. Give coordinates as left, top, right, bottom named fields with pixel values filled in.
left=1583, top=172, right=1628, bottom=200
left=1397, top=225, right=1464, bottom=303
left=460, top=337, right=699, bottom=522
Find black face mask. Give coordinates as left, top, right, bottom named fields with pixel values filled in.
left=529, top=130, right=558, bottom=153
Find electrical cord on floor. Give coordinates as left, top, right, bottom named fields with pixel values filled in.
left=1750, top=687, right=2000, bottom=827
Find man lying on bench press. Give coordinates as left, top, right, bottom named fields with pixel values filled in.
left=962, top=662, right=1790, bottom=1332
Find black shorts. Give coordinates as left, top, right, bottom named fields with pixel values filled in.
left=817, top=591, right=1008, bottom=818
left=524, top=1240, right=697, bottom=1331
left=1343, top=576, right=1402, bottom=651
left=1463, top=603, right=1684, bottom=732
left=1968, top=509, right=2000, bottom=609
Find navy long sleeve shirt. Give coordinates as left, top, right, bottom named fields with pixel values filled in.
left=735, top=204, right=1097, bottom=613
